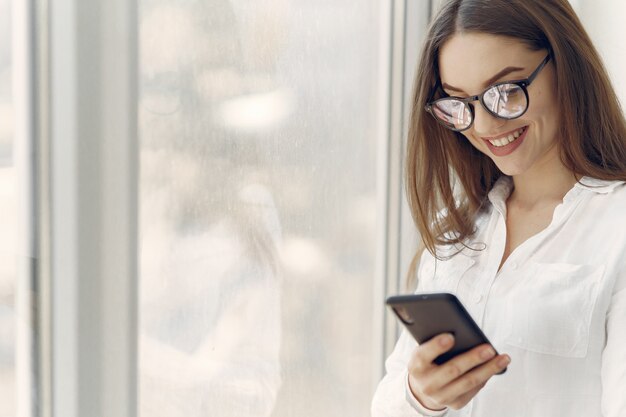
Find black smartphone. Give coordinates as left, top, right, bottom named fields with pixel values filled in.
left=386, top=292, right=506, bottom=373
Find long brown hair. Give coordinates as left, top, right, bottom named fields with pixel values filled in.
left=406, top=0, right=626, bottom=279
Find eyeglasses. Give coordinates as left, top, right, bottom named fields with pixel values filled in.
left=425, top=54, right=551, bottom=132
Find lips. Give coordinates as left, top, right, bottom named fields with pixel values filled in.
left=482, top=126, right=528, bottom=157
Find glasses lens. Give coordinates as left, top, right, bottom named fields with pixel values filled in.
left=483, top=83, right=527, bottom=118
left=432, top=99, right=472, bottom=130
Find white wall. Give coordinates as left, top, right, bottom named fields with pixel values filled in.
left=572, top=0, right=626, bottom=112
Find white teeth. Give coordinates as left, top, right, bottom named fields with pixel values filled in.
left=488, top=127, right=525, bottom=147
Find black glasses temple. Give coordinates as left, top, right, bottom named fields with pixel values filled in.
left=425, top=78, right=443, bottom=104
left=526, top=53, right=551, bottom=85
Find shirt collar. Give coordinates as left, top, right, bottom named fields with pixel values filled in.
left=487, top=176, right=513, bottom=214
left=486, top=175, right=625, bottom=208
left=574, top=176, right=625, bottom=194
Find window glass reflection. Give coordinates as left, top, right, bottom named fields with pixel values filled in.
left=138, top=1, right=380, bottom=416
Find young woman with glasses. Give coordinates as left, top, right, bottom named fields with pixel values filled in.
left=372, top=1, right=626, bottom=416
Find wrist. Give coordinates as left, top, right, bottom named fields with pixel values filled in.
left=405, top=372, right=448, bottom=416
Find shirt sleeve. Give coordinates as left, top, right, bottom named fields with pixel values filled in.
left=371, top=330, right=449, bottom=417
left=601, top=268, right=626, bottom=417
left=371, top=250, right=449, bottom=417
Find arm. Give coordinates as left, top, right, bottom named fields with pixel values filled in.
left=372, top=249, right=509, bottom=417
left=371, top=330, right=446, bottom=417
left=372, top=250, right=448, bottom=417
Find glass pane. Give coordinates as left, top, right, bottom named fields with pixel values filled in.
left=0, top=0, right=17, bottom=415
left=138, top=1, right=381, bottom=417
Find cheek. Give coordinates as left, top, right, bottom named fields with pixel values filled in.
left=524, top=89, right=560, bottom=134
left=528, top=81, right=559, bottom=118
left=529, top=90, right=549, bottom=113
left=462, top=131, right=485, bottom=150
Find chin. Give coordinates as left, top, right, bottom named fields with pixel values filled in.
left=493, top=161, right=527, bottom=177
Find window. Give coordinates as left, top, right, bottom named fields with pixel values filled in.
left=0, top=0, right=17, bottom=413
left=138, top=1, right=387, bottom=416
left=0, top=0, right=37, bottom=415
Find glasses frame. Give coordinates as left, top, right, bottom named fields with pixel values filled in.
left=425, top=53, right=552, bottom=132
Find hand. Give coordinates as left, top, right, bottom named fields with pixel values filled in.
left=407, top=333, right=510, bottom=411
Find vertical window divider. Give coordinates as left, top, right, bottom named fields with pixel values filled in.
left=372, top=0, right=394, bottom=388
left=43, top=1, right=139, bottom=416
left=34, top=0, right=52, bottom=414
left=373, top=0, right=431, bottom=383
left=13, top=0, right=38, bottom=416
left=380, top=0, right=408, bottom=374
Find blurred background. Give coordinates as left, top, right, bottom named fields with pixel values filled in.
left=137, top=1, right=379, bottom=416
left=0, top=0, right=624, bottom=416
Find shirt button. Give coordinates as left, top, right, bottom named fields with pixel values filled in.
left=472, top=293, right=483, bottom=304
left=510, top=262, right=518, bottom=270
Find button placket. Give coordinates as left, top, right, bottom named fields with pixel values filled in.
left=472, top=214, right=505, bottom=327
left=477, top=214, right=510, bottom=325
left=464, top=266, right=490, bottom=325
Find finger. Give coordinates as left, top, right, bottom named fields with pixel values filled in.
left=437, top=354, right=510, bottom=402
left=428, top=343, right=496, bottom=387
left=411, top=333, right=455, bottom=370
left=410, top=344, right=496, bottom=404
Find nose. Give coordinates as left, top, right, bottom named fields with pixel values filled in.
left=471, top=103, right=506, bottom=135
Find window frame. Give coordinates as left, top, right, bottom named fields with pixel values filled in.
left=37, top=0, right=139, bottom=416
left=375, top=0, right=431, bottom=381
left=30, top=0, right=434, bottom=415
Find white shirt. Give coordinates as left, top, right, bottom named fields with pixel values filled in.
left=371, top=176, right=626, bottom=417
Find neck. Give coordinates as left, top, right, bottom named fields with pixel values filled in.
left=509, top=155, right=578, bottom=208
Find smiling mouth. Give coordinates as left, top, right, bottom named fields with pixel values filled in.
left=483, top=126, right=527, bottom=148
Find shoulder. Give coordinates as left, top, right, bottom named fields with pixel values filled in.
left=576, top=177, right=626, bottom=195
left=576, top=177, right=626, bottom=211
left=572, top=178, right=626, bottom=255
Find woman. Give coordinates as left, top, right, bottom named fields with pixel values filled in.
left=372, top=0, right=626, bottom=416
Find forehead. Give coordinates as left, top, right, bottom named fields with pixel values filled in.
left=438, top=33, right=540, bottom=90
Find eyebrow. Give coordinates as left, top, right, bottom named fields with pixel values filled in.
left=442, top=65, right=526, bottom=94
